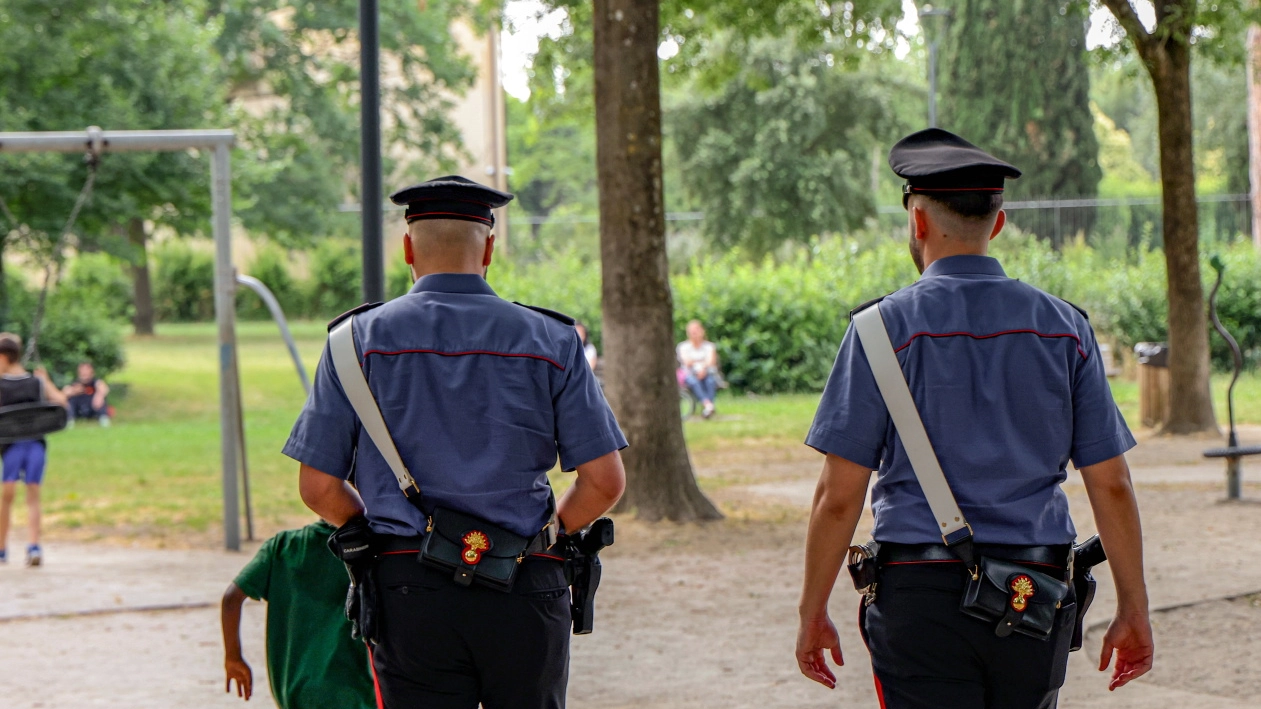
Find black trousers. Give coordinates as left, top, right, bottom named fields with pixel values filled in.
left=860, top=563, right=1075, bottom=709
left=371, top=553, right=571, bottom=709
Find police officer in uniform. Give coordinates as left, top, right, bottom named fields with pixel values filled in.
left=287, top=175, right=628, bottom=709
left=795, top=130, right=1154, bottom=708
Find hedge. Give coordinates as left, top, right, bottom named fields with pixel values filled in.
left=134, top=234, right=1261, bottom=394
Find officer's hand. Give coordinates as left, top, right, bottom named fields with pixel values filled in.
left=1098, top=611, right=1153, bottom=691
left=225, top=657, right=253, bottom=700
left=796, top=615, right=843, bottom=689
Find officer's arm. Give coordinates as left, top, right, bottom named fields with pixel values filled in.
left=1078, top=453, right=1153, bottom=689
left=298, top=464, right=366, bottom=527
left=797, top=454, right=873, bottom=688
left=558, top=450, right=626, bottom=532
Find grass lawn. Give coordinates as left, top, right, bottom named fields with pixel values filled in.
left=33, top=321, right=1261, bottom=544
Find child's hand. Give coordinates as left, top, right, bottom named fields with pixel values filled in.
left=33, top=368, right=50, bottom=381
left=225, top=657, right=253, bottom=700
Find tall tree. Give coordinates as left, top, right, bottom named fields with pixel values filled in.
left=671, top=35, right=914, bottom=253
left=594, top=0, right=721, bottom=521
left=1099, top=0, right=1222, bottom=433
left=0, top=0, right=225, bottom=335
left=938, top=0, right=1100, bottom=203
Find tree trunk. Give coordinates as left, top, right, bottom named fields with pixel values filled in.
left=128, top=218, right=156, bottom=336
left=593, top=0, right=721, bottom=521
left=1249, top=23, right=1261, bottom=250
left=1149, top=42, right=1217, bottom=434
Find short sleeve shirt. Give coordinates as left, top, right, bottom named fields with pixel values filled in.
left=805, top=255, right=1135, bottom=545
left=233, top=522, right=375, bottom=709
left=283, top=273, right=627, bottom=538
left=677, top=340, right=716, bottom=370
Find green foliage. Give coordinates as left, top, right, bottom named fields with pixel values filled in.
left=59, top=253, right=134, bottom=323
left=0, top=0, right=226, bottom=243
left=490, top=250, right=605, bottom=346
left=938, top=0, right=1100, bottom=202
left=34, top=297, right=127, bottom=384
left=308, top=240, right=362, bottom=317
left=671, top=37, right=913, bottom=253
left=153, top=242, right=215, bottom=323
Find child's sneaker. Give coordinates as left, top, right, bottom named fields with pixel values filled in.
left=99, top=414, right=111, bottom=428
left=0, top=548, right=7, bottom=564
left=25, top=545, right=41, bottom=567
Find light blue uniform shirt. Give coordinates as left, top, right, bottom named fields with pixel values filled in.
left=806, top=255, right=1135, bottom=545
left=283, top=273, right=627, bottom=538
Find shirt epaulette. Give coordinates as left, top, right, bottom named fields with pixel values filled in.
left=1056, top=297, right=1089, bottom=321
left=327, top=302, right=384, bottom=332
left=513, top=302, right=576, bottom=326
left=849, top=295, right=887, bottom=320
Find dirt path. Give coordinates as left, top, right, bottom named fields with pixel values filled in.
left=3, top=427, right=1261, bottom=708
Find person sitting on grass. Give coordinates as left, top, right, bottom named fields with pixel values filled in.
left=62, top=361, right=111, bottom=427
left=0, top=333, right=68, bottom=567
left=677, top=319, right=720, bottom=419
left=221, top=519, right=375, bottom=709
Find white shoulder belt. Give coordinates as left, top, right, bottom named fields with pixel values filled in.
left=851, top=303, right=974, bottom=550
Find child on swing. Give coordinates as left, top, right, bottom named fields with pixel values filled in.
left=0, top=333, right=67, bottom=566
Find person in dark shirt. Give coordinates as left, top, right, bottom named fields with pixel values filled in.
left=0, top=333, right=68, bottom=566
left=221, top=520, right=376, bottom=709
left=62, top=361, right=111, bottom=427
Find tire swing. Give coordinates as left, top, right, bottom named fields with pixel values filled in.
left=0, top=130, right=103, bottom=443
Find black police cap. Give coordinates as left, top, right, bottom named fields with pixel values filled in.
left=888, top=128, right=1021, bottom=208
left=389, top=175, right=514, bottom=227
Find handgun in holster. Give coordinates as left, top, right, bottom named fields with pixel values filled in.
left=564, top=517, right=615, bottom=636
left=1070, top=534, right=1107, bottom=652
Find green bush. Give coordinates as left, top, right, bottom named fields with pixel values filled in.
left=59, top=253, right=134, bottom=322
left=34, top=295, right=127, bottom=383
left=308, top=239, right=362, bottom=317
left=239, top=245, right=304, bottom=320
left=153, top=241, right=215, bottom=322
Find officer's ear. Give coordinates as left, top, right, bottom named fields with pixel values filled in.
left=403, top=232, right=415, bottom=266
left=482, top=233, right=495, bottom=269
left=989, top=210, right=1006, bottom=241
left=911, top=205, right=931, bottom=242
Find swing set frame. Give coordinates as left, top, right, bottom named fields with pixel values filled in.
left=0, top=128, right=251, bottom=551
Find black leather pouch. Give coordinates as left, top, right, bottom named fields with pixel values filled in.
left=419, top=507, right=530, bottom=593
left=960, top=557, right=1070, bottom=641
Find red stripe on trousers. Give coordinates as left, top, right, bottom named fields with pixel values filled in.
left=366, top=642, right=385, bottom=709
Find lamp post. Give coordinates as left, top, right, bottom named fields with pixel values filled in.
left=360, top=0, right=384, bottom=303
left=920, top=5, right=952, bottom=128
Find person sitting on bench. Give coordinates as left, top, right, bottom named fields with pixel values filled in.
left=677, top=320, right=720, bottom=419
left=62, top=362, right=111, bottom=427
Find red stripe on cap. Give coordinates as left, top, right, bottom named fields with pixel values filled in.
left=909, top=187, right=1005, bottom=192
left=405, top=197, right=494, bottom=208
left=404, top=211, right=493, bottom=224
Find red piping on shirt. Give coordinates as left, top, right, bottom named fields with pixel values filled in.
left=363, top=348, right=565, bottom=371
left=894, top=329, right=1088, bottom=360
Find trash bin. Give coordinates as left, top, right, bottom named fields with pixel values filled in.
left=1134, top=342, right=1170, bottom=428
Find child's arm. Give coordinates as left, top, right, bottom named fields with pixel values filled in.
left=34, top=369, right=68, bottom=407
left=221, top=583, right=253, bottom=701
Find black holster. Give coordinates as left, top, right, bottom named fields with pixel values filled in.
left=1069, top=535, right=1107, bottom=652
left=563, top=518, right=615, bottom=635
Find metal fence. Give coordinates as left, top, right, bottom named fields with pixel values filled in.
left=875, top=193, right=1253, bottom=250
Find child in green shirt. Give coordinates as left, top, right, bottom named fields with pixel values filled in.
left=221, top=520, right=376, bottom=709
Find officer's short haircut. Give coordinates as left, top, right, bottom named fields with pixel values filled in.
left=923, top=192, right=1004, bottom=220
left=0, top=333, right=22, bottom=364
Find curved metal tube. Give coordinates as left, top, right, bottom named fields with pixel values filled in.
left=1207, top=256, right=1241, bottom=447
left=236, top=274, right=312, bottom=395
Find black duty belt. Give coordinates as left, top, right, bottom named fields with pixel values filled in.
left=878, top=542, right=1071, bottom=575
left=374, top=533, right=564, bottom=561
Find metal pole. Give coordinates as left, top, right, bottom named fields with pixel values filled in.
left=360, top=0, right=385, bottom=303
left=928, top=39, right=939, bottom=128
left=233, top=354, right=255, bottom=542
left=212, top=142, right=241, bottom=552
left=236, top=274, right=312, bottom=395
